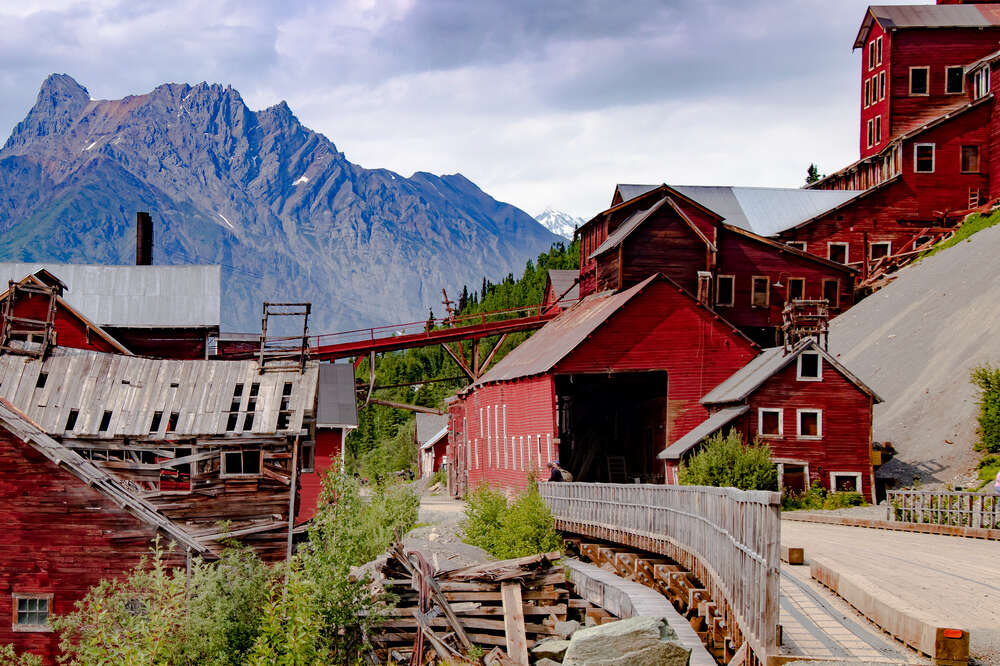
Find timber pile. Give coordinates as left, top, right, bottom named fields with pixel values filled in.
left=375, top=542, right=588, bottom=665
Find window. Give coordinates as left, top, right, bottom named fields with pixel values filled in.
left=785, top=241, right=806, bottom=252
left=750, top=276, right=770, bottom=308
left=716, top=275, right=734, bottom=307
left=961, top=145, right=980, bottom=173
left=974, top=66, right=991, bottom=99
left=914, top=144, right=935, bottom=173
left=300, top=442, right=315, bottom=473
left=822, top=278, right=840, bottom=308
left=13, top=594, right=52, bottom=632
left=876, top=36, right=883, bottom=65
left=64, top=409, right=78, bottom=432
left=35, top=372, right=47, bottom=389
left=797, top=352, right=822, bottom=380
left=99, top=411, right=112, bottom=433
left=221, top=450, right=262, bottom=477
left=875, top=115, right=882, bottom=144
left=867, top=241, right=890, bottom=261
left=787, top=277, right=805, bottom=302
left=946, top=66, right=964, bottom=94
left=864, top=79, right=871, bottom=107
left=797, top=409, right=822, bottom=439
left=167, top=412, right=179, bottom=432
left=827, top=242, right=849, bottom=264
left=758, top=409, right=783, bottom=437
left=830, top=472, right=862, bottom=493
left=160, top=447, right=191, bottom=492
left=868, top=41, right=875, bottom=70
left=879, top=71, right=885, bottom=100
left=909, top=67, right=929, bottom=95
left=866, top=119, right=873, bottom=148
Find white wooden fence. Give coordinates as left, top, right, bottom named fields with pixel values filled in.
left=539, top=482, right=781, bottom=662
left=887, top=489, right=1000, bottom=529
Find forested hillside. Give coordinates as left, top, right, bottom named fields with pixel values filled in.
left=348, top=239, right=579, bottom=475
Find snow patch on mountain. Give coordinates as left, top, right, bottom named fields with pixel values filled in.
left=534, top=208, right=582, bottom=240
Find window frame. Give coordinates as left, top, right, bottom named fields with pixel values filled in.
left=875, top=115, right=882, bottom=144
left=909, top=66, right=929, bottom=96
left=827, top=242, right=849, bottom=265
left=785, top=241, right=806, bottom=252
left=879, top=71, right=886, bottom=100
left=864, top=78, right=871, bottom=108
left=750, top=275, right=770, bottom=309
left=300, top=442, right=315, bottom=473
left=796, top=351, right=823, bottom=381
left=829, top=471, right=863, bottom=494
left=715, top=274, right=735, bottom=307
left=787, top=277, right=806, bottom=303
left=12, top=593, right=53, bottom=633
left=776, top=460, right=811, bottom=495
left=870, top=241, right=891, bottom=260
left=914, top=143, right=935, bottom=173
left=220, top=449, right=263, bottom=478
left=961, top=144, right=981, bottom=174
left=822, top=278, right=841, bottom=308
left=866, top=119, right=873, bottom=148
left=868, top=41, right=876, bottom=71
left=876, top=36, right=883, bottom=66
left=796, top=409, right=823, bottom=440
left=757, top=408, right=783, bottom=438
left=945, top=65, right=965, bottom=95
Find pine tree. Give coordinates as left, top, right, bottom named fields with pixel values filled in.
left=805, top=163, right=821, bottom=185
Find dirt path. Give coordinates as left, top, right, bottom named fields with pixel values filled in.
left=401, top=487, right=494, bottom=572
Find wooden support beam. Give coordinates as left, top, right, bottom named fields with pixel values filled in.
left=442, top=342, right=475, bottom=380
left=479, top=333, right=508, bottom=376
left=368, top=399, right=444, bottom=415
left=501, top=582, right=529, bottom=666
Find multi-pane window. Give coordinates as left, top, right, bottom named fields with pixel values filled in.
left=750, top=276, right=769, bottom=308
left=758, top=409, right=783, bottom=437
left=716, top=275, right=734, bottom=307
left=974, top=66, right=991, bottom=99
left=909, top=67, right=929, bottom=95
left=221, top=450, right=262, bottom=477
left=13, top=595, right=51, bottom=631
left=946, top=66, right=964, bottom=94
left=914, top=144, right=935, bottom=173
left=961, top=145, right=980, bottom=173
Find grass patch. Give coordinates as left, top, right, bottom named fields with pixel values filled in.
left=976, top=454, right=1000, bottom=491
left=920, top=210, right=1000, bottom=260
left=461, top=479, right=561, bottom=559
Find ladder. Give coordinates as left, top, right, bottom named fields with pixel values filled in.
left=258, top=302, right=311, bottom=373
left=0, top=280, right=59, bottom=358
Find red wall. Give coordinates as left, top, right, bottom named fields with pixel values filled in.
left=104, top=327, right=209, bottom=360
left=0, top=429, right=185, bottom=664
left=7, top=294, right=121, bottom=354
left=860, top=20, right=890, bottom=157
left=296, top=428, right=343, bottom=522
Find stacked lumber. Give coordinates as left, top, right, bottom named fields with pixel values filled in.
left=374, top=542, right=573, bottom=665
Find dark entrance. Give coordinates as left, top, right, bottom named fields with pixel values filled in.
left=555, top=371, right=667, bottom=483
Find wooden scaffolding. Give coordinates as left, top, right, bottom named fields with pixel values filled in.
left=0, top=281, right=59, bottom=358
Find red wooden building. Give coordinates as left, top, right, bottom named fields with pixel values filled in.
left=541, top=269, right=580, bottom=312
left=658, top=339, right=882, bottom=502
left=415, top=412, right=449, bottom=479
left=0, top=398, right=206, bottom=663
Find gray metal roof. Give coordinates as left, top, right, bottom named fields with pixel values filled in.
left=700, top=339, right=881, bottom=406
left=473, top=275, right=657, bottom=386
left=547, top=270, right=580, bottom=307
left=316, top=363, right=358, bottom=428
left=615, top=184, right=659, bottom=204
left=0, top=264, right=221, bottom=328
left=416, top=412, right=448, bottom=445
left=0, top=397, right=206, bottom=552
left=857, top=5, right=1000, bottom=48
left=657, top=405, right=748, bottom=460
left=0, top=348, right=318, bottom=439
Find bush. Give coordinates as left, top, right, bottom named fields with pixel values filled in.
left=358, top=423, right=417, bottom=481
left=462, top=479, right=562, bottom=559
left=0, top=645, right=42, bottom=666
left=781, top=481, right=865, bottom=511
left=679, top=430, right=778, bottom=491
left=972, top=364, right=1000, bottom=454
left=977, top=454, right=1000, bottom=490
left=428, top=467, right=447, bottom=488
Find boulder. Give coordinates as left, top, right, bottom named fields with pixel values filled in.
left=531, top=638, right=571, bottom=662
left=554, top=619, right=581, bottom=639
left=534, top=659, right=562, bottom=666
left=561, top=616, right=691, bottom=666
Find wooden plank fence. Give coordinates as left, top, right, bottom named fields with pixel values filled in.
left=539, top=482, right=781, bottom=663
left=887, top=490, right=1000, bottom=529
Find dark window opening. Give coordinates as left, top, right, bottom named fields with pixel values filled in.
left=226, top=412, right=239, bottom=432
left=167, top=412, right=179, bottom=432
left=910, top=67, right=928, bottom=95
left=759, top=410, right=781, bottom=436
left=282, top=382, right=293, bottom=396
left=823, top=279, right=840, bottom=308
left=160, top=447, right=192, bottom=492
left=799, top=411, right=820, bottom=438
left=946, top=66, right=964, bottom=94
left=99, top=411, right=112, bottom=433
left=222, top=450, right=262, bottom=476
left=798, top=352, right=821, bottom=379
left=751, top=276, right=769, bottom=308
left=65, top=409, right=79, bottom=432
left=787, top=278, right=805, bottom=302
left=242, top=413, right=255, bottom=431
left=15, top=596, right=49, bottom=628
left=301, top=443, right=315, bottom=473
left=150, top=411, right=163, bottom=433
left=961, top=145, right=980, bottom=173
left=35, top=372, right=47, bottom=389
left=233, top=383, right=244, bottom=397
left=716, top=275, right=734, bottom=307
left=249, top=382, right=260, bottom=397
left=914, top=144, right=934, bottom=173
left=870, top=242, right=891, bottom=260
left=786, top=241, right=806, bottom=252
left=833, top=474, right=859, bottom=493
left=828, top=243, right=848, bottom=264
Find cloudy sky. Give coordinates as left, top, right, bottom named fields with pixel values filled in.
left=0, top=0, right=918, bottom=219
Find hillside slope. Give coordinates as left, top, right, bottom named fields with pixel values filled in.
left=0, top=74, right=560, bottom=331
left=829, top=222, right=1000, bottom=486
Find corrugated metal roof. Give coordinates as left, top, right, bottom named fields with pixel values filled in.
left=857, top=5, right=1000, bottom=49
left=0, top=397, right=206, bottom=552
left=415, top=412, right=448, bottom=444
left=473, top=275, right=657, bottom=386
left=547, top=270, right=580, bottom=307
left=590, top=197, right=672, bottom=259
left=419, top=424, right=448, bottom=450
left=0, top=264, right=221, bottom=328
left=316, top=363, right=358, bottom=428
left=615, top=184, right=659, bottom=204
left=0, top=348, right=318, bottom=438
left=657, top=405, right=748, bottom=460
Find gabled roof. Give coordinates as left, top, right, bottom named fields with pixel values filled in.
left=546, top=269, right=580, bottom=307
left=0, top=264, right=221, bottom=328
left=657, top=405, right=749, bottom=461
left=0, top=397, right=206, bottom=553
left=416, top=412, right=448, bottom=445
left=0, top=275, right=133, bottom=354
left=855, top=4, right=1000, bottom=49
left=590, top=195, right=716, bottom=260
left=613, top=185, right=865, bottom=237
left=316, top=363, right=358, bottom=428
left=615, top=184, right=660, bottom=204
left=700, top=339, right=882, bottom=406
left=420, top=425, right=448, bottom=451
left=721, top=224, right=858, bottom=275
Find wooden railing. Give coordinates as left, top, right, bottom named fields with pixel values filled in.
left=888, top=490, right=1000, bottom=529
left=539, top=483, right=781, bottom=663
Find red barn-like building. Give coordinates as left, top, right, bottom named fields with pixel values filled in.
left=415, top=412, right=449, bottom=479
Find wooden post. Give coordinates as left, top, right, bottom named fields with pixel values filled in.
left=501, top=582, right=529, bottom=665
left=285, top=435, right=300, bottom=565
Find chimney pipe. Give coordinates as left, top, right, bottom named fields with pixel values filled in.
left=136, top=212, right=153, bottom=266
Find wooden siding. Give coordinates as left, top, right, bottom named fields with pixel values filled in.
left=104, top=326, right=210, bottom=360
left=614, top=209, right=707, bottom=293
left=7, top=293, right=121, bottom=354
left=860, top=20, right=890, bottom=157
left=297, top=428, right=343, bottom=522
left=0, top=428, right=186, bottom=664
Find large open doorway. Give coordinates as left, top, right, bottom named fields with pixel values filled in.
left=555, top=371, right=667, bottom=483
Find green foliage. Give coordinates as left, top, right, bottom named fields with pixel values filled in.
left=805, top=163, right=822, bottom=185
left=921, top=210, right=1000, bottom=260
left=781, top=481, right=866, bottom=511
left=977, top=453, right=1000, bottom=490
left=678, top=430, right=778, bottom=491
left=0, top=644, right=42, bottom=666
left=462, top=479, right=562, bottom=559
left=972, top=364, right=1000, bottom=454
left=428, top=467, right=447, bottom=487
left=358, top=419, right=418, bottom=481
left=249, top=562, right=326, bottom=665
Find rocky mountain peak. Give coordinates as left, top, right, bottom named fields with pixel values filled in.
left=4, top=73, right=90, bottom=152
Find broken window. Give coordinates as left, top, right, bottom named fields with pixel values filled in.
left=301, top=443, right=315, bottom=473
left=822, top=279, right=840, bottom=308
left=160, top=447, right=192, bottom=492
left=277, top=382, right=294, bottom=430
left=758, top=409, right=782, bottom=437
left=797, top=410, right=822, bottom=438
left=221, top=450, right=262, bottom=477
left=99, top=411, right=112, bottom=433
left=64, top=409, right=79, bottom=432
left=831, top=473, right=861, bottom=493
left=716, top=275, right=734, bottom=307
left=870, top=241, right=891, bottom=260
left=750, top=276, right=769, bottom=308
left=149, top=411, right=163, bottom=434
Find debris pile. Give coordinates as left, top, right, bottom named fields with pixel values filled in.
left=375, top=542, right=596, bottom=665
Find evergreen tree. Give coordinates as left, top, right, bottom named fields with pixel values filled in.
left=805, top=163, right=821, bottom=185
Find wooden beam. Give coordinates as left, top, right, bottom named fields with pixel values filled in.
left=368, top=399, right=444, bottom=415
left=501, top=582, right=529, bottom=665
left=442, top=342, right=475, bottom=380
left=479, top=333, right=508, bottom=376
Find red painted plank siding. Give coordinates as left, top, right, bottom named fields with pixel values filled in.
left=613, top=209, right=707, bottom=293
left=296, top=428, right=343, bottom=522
left=7, top=295, right=120, bottom=354
left=0, top=429, right=185, bottom=664
left=860, top=20, right=890, bottom=157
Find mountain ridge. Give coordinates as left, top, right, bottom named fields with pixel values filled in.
left=0, top=74, right=560, bottom=331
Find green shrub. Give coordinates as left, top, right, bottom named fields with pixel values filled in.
left=920, top=210, right=1000, bottom=260
left=977, top=454, right=1000, bottom=490
left=462, top=480, right=561, bottom=559
left=358, top=423, right=417, bottom=481
left=0, top=644, right=42, bottom=666
left=781, top=481, right=866, bottom=511
left=972, top=364, right=1000, bottom=454
left=679, top=430, right=778, bottom=491
left=428, top=467, right=447, bottom=488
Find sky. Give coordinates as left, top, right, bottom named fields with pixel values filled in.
left=0, top=0, right=922, bottom=219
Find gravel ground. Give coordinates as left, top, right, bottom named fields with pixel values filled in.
left=401, top=484, right=493, bottom=573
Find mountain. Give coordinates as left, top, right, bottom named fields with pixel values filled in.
left=534, top=208, right=582, bottom=240
left=0, top=74, right=561, bottom=332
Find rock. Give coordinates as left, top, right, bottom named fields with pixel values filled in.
left=530, top=638, right=571, bottom=661
left=534, top=659, right=562, bottom=666
left=561, top=616, right=691, bottom=666
left=554, top=619, right=581, bottom=638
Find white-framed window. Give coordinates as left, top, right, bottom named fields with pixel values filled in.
left=758, top=408, right=783, bottom=437
left=876, top=36, right=883, bottom=66
left=909, top=66, right=929, bottom=95
left=796, top=352, right=822, bottom=381
left=914, top=143, right=935, bottom=173
left=787, top=277, right=805, bottom=303
left=822, top=278, right=840, bottom=308
left=961, top=145, right=981, bottom=173
left=868, top=41, right=876, bottom=71
left=797, top=409, right=823, bottom=439
left=946, top=66, right=964, bottom=94
left=220, top=450, right=262, bottom=477
left=974, top=66, right=991, bottom=99
left=875, top=115, right=882, bottom=144
left=864, top=79, right=871, bottom=108
left=866, top=119, right=873, bottom=148
left=776, top=460, right=810, bottom=495
left=827, top=242, right=849, bottom=264
left=716, top=275, right=735, bottom=307
left=785, top=241, right=806, bottom=252
left=750, top=276, right=769, bottom=308
left=829, top=472, right=862, bottom=493
left=879, top=71, right=886, bottom=100
left=870, top=241, right=891, bottom=260
left=12, top=594, right=53, bottom=632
